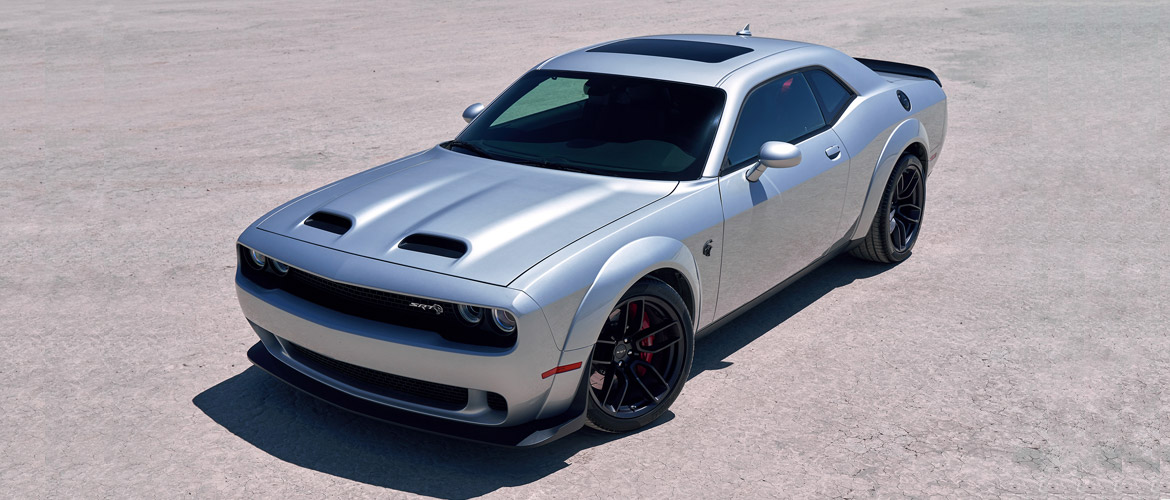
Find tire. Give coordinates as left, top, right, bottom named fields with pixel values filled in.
left=850, top=154, right=926, bottom=263
left=584, top=277, right=695, bottom=433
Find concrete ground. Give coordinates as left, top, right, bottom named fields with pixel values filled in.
left=3, top=0, right=1168, bottom=497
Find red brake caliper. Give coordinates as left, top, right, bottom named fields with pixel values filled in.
left=636, top=303, right=653, bottom=374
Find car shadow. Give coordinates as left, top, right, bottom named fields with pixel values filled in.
left=690, top=254, right=899, bottom=378
left=193, top=253, right=895, bottom=497
left=193, top=367, right=673, bottom=498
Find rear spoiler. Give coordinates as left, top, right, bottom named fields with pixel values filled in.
left=854, top=58, right=941, bottom=87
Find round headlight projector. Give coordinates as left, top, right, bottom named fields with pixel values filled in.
left=492, top=309, right=517, bottom=333
left=456, top=304, right=483, bottom=325
left=247, top=249, right=267, bottom=269
left=270, top=260, right=289, bottom=275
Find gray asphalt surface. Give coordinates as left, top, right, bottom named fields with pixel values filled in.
left=3, top=0, right=1168, bottom=497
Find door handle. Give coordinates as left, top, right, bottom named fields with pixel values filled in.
left=825, top=145, right=841, bottom=160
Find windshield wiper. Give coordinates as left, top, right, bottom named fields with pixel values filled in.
left=512, top=157, right=597, bottom=175
left=447, top=142, right=602, bottom=175
left=443, top=140, right=497, bottom=160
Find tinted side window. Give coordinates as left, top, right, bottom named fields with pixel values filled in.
left=805, top=69, right=852, bottom=121
left=726, top=73, right=826, bottom=167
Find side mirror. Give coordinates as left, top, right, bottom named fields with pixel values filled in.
left=746, top=141, right=801, bottom=182
left=462, top=103, right=485, bottom=123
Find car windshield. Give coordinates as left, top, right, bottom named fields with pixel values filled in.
left=449, top=70, right=726, bottom=181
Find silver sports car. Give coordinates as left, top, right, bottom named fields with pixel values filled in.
left=236, top=30, right=947, bottom=446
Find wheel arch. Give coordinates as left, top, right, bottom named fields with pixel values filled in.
left=561, top=236, right=700, bottom=352
left=903, top=141, right=929, bottom=177
left=646, top=268, right=696, bottom=322
left=847, top=118, right=930, bottom=241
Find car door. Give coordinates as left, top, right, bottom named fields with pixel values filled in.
left=715, top=70, right=852, bottom=318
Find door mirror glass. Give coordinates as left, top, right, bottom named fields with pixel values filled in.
left=462, top=103, right=485, bottom=123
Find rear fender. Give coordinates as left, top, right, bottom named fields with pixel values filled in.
left=848, top=119, right=928, bottom=241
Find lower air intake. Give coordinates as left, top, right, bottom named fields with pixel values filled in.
left=286, top=341, right=506, bottom=413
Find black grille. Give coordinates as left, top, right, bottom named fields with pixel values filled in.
left=487, top=392, right=507, bottom=412
left=287, top=267, right=456, bottom=320
left=287, top=341, right=469, bottom=410
left=237, top=244, right=515, bottom=348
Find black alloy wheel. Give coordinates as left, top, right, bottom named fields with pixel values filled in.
left=851, top=154, right=926, bottom=263
left=889, top=162, right=923, bottom=253
left=585, top=277, right=694, bottom=433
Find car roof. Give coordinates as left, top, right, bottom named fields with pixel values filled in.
left=538, top=34, right=814, bottom=87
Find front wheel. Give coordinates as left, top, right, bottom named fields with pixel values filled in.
left=584, top=277, right=694, bottom=433
left=850, top=154, right=926, bottom=263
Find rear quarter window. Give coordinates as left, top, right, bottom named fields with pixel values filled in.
left=805, top=69, right=853, bottom=122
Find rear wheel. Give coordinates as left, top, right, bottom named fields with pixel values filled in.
left=850, top=154, right=926, bottom=263
left=584, top=277, right=694, bottom=433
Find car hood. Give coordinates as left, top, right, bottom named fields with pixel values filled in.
left=258, top=147, right=677, bottom=286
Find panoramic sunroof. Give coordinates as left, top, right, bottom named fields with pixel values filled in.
left=587, top=39, right=753, bottom=63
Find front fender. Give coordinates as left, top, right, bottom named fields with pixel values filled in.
left=560, top=236, right=700, bottom=352
left=848, top=118, right=929, bottom=241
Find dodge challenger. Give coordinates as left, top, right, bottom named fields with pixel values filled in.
left=235, top=30, right=947, bottom=446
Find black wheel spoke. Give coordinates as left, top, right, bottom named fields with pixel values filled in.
left=897, top=170, right=920, bottom=200
left=896, top=204, right=921, bottom=223
left=630, top=369, right=661, bottom=403
left=625, top=299, right=645, bottom=335
left=602, top=372, right=627, bottom=409
left=612, top=375, right=629, bottom=409
left=636, top=360, right=670, bottom=388
left=597, top=369, right=614, bottom=402
left=616, top=304, right=628, bottom=337
left=592, top=347, right=615, bottom=364
left=893, top=220, right=907, bottom=247
left=635, top=335, right=681, bottom=354
left=631, top=320, right=679, bottom=346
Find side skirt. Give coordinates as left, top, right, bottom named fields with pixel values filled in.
left=696, top=237, right=857, bottom=338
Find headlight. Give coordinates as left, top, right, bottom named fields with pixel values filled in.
left=491, top=309, right=517, bottom=333
left=246, top=249, right=267, bottom=269
left=270, top=260, right=289, bottom=275
left=456, top=304, right=483, bottom=325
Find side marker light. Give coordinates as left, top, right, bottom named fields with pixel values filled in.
left=541, top=362, right=583, bottom=379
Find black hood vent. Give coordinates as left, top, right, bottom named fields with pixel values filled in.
left=398, top=234, right=467, bottom=259
left=304, top=212, right=352, bottom=235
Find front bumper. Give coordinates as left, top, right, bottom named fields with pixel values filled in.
left=247, top=339, right=586, bottom=447
left=235, top=229, right=591, bottom=446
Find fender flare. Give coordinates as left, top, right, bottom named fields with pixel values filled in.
left=560, top=236, right=700, bottom=352
left=848, top=118, right=930, bottom=241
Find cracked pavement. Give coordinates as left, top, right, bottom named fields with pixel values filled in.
left=2, top=0, right=1168, bottom=497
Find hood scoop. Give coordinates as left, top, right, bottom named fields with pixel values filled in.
left=303, top=212, right=352, bottom=235
left=398, top=234, right=467, bottom=259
